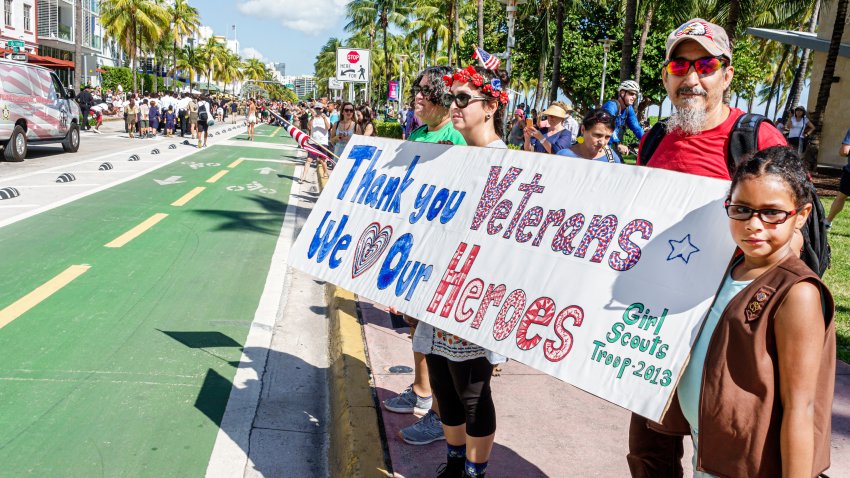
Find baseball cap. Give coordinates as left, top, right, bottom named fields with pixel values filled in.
left=514, top=108, right=524, bottom=117
left=666, top=18, right=732, bottom=63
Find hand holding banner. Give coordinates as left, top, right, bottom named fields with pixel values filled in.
left=289, top=136, right=737, bottom=421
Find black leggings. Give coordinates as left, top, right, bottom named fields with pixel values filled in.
left=426, top=354, right=496, bottom=437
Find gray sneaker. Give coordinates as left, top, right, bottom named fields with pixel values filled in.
left=383, top=385, right=432, bottom=414
left=399, top=409, right=445, bottom=445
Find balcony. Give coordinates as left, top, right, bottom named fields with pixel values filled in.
left=58, top=24, right=72, bottom=42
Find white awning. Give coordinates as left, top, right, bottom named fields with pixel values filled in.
left=747, top=28, right=850, bottom=58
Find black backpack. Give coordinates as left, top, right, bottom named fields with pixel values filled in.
left=639, top=113, right=831, bottom=277
left=198, top=103, right=208, bottom=122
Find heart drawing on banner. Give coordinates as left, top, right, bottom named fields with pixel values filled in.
left=352, top=222, right=394, bottom=278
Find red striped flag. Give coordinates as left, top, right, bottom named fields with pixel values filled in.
left=473, top=46, right=500, bottom=70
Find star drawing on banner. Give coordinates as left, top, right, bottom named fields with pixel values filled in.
left=667, top=234, right=700, bottom=264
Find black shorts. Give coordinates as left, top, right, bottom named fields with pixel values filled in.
left=840, top=167, right=850, bottom=196
left=196, top=120, right=208, bottom=133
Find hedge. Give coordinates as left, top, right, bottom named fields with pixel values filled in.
left=374, top=120, right=403, bottom=139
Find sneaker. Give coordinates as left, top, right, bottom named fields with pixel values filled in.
left=399, top=409, right=445, bottom=445
left=383, top=385, right=432, bottom=414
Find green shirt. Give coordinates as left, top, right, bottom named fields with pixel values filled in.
left=407, top=122, right=467, bottom=145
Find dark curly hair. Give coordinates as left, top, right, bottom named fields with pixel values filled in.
left=728, top=145, right=813, bottom=208
left=411, top=66, right=452, bottom=105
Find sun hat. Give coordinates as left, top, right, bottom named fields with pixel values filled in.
left=541, top=104, right=567, bottom=119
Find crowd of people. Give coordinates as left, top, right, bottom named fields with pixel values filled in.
left=320, top=17, right=836, bottom=478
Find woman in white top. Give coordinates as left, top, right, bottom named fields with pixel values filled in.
left=783, top=106, right=815, bottom=154
left=421, top=62, right=510, bottom=478
left=308, top=104, right=331, bottom=171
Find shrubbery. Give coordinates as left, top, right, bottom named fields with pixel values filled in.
left=100, top=66, right=179, bottom=93
left=374, top=120, right=403, bottom=139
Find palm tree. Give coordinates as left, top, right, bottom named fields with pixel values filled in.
left=169, top=0, right=201, bottom=91
left=198, top=37, right=226, bottom=92
left=172, top=45, right=203, bottom=91
left=217, top=52, right=243, bottom=95
left=550, top=0, right=566, bottom=102
left=805, top=0, right=848, bottom=170
left=783, top=0, right=822, bottom=122
left=619, top=0, right=638, bottom=82
left=100, top=0, right=170, bottom=93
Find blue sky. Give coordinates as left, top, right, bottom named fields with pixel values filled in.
left=194, top=0, right=349, bottom=76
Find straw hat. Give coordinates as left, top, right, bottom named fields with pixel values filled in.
left=541, top=104, right=567, bottom=119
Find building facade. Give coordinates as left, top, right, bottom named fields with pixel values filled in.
left=1, top=0, right=37, bottom=54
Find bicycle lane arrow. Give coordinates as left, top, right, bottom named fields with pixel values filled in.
left=154, top=176, right=185, bottom=185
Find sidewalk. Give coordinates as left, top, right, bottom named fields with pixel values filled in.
left=356, top=298, right=850, bottom=477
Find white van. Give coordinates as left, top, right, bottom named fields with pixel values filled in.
left=0, top=58, right=81, bottom=162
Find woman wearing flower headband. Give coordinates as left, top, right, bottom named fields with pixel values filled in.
left=417, top=63, right=510, bottom=478
left=443, top=65, right=510, bottom=149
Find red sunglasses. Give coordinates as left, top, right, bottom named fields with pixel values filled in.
left=664, top=56, right=728, bottom=77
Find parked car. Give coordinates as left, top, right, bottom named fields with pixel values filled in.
left=0, top=58, right=80, bottom=162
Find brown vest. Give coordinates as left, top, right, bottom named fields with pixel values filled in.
left=649, top=255, right=835, bottom=478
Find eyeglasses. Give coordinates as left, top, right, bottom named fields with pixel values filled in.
left=441, top=92, right=488, bottom=109
left=724, top=203, right=797, bottom=225
left=664, top=56, right=728, bottom=77
left=412, top=85, right=436, bottom=97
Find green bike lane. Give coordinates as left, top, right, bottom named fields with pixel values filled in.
left=0, top=143, right=299, bottom=476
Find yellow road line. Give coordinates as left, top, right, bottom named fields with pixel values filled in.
left=171, top=187, right=206, bottom=207
left=227, top=159, right=243, bottom=168
left=269, top=126, right=282, bottom=137
left=206, top=170, right=229, bottom=183
left=0, top=265, right=91, bottom=329
left=105, top=213, right=168, bottom=248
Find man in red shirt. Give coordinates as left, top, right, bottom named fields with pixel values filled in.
left=628, top=18, right=787, bottom=478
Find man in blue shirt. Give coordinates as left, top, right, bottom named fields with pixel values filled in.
left=825, top=127, right=850, bottom=228
left=602, top=80, right=645, bottom=156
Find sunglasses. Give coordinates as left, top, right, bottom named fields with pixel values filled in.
left=343, top=108, right=354, bottom=112
left=724, top=203, right=797, bottom=225
left=664, top=56, right=728, bottom=77
left=441, top=92, right=488, bottom=109
left=412, top=85, right=437, bottom=97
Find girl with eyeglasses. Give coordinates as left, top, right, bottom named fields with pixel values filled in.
left=330, top=102, right=358, bottom=156
left=557, top=109, right=621, bottom=163
left=648, top=146, right=835, bottom=478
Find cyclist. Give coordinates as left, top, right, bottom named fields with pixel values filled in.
left=602, top=80, right=645, bottom=157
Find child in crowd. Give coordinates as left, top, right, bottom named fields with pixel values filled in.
left=139, top=99, right=150, bottom=138
left=641, top=146, right=835, bottom=478
left=165, top=107, right=176, bottom=137
left=148, top=100, right=160, bottom=139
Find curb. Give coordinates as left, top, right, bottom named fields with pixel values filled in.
left=318, top=171, right=390, bottom=478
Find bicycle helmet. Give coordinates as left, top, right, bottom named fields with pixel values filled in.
left=618, top=80, right=640, bottom=94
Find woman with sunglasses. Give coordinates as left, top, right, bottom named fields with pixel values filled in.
left=444, top=65, right=509, bottom=149
left=557, top=109, right=621, bottom=163
left=405, top=66, right=467, bottom=145
left=330, top=102, right=358, bottom=156
left=415, top=64, right=509, bottom=478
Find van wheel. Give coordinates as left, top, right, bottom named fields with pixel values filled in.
left=4, top=125, right=27, bottom=162
left=62, top=124, right=80, bottom=153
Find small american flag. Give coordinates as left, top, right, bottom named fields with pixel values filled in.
left=473, top=46, right=500, bottom=70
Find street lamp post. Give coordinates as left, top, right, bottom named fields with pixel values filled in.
left=599, top=38, right=614, bottom=106
left=396, top=54, right=409, bottom=112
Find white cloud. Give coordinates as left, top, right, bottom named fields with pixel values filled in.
left=241, top=47, right=267, bottom=62
left=237, top=0, right=348, bottom=35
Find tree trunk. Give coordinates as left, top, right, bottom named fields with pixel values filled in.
left=764, top=45, right=791, bottom=117
left=725, top=0, right=741, bottom=50
left=805, top=0, right=848, bottom=171
left=549, top=0, right=565, bottom=102
left=453, top=0, right=459, bottom=66
left=783, top=0, right=821, bottom=123
left=153, top=57, right=159, bottom=94
left=633, top=4, right=654, bottom=84
left=173, top=40, right=179, bottom=91
left=74, top=0, right=83, bottom=89
left=478, top=0, right=484, bottom=48
left=383, top=19, right=391, bottom=100
left=619, top=0, right=638, bottom=82
left=533, top=7, right=549, bottom=109
left=447, top=2, right=454, bottom=67
left=132, top=25, right=138, bottom=94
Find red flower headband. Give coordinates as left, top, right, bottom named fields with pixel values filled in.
left=443, top=65, right=509, bottom=105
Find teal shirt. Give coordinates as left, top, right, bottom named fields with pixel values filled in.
left=407, top=122, right=467, bottom=145
left=677, top=271, right=751, bottom=432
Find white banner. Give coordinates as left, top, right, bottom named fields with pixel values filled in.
left=289, top=137, right=737, bottom=421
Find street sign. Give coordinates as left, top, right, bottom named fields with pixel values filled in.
left=328, top=78, right=343, bottom=90
left=336, top=48, right=370, bottom=83
left=4, top=53, right=27, bottom=62
left=7, top=40, right=25, bottom=53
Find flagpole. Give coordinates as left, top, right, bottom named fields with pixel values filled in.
left=268, top=109, right=342, bottom=163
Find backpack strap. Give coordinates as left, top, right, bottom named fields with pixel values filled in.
left=727, top=113, right=770, bottom=173
left=637, top=120, right=668, bottom=166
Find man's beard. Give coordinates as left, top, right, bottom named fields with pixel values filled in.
left=667, top=87, right=709, bottom=136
